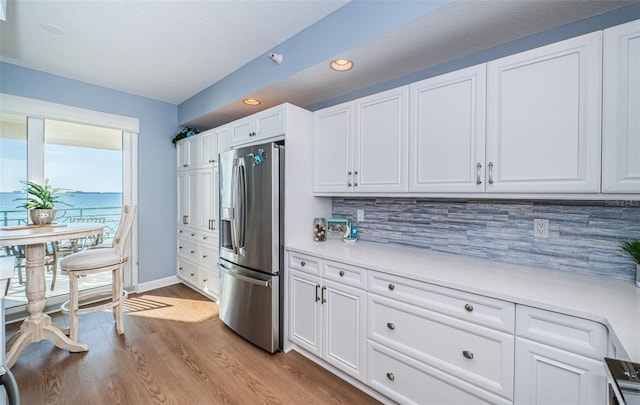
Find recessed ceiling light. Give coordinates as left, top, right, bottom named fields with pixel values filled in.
left=330, top=59, right=353, bottom=72
left=40, top=23, right=64, bottom=35
left=242, top=98, right=261, bottom=106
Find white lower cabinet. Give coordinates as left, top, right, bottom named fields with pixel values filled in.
left=514, top=305, right=607, bottom=405
left=514, top=338, right=606, bottom=405
left=286, top=250, right=611, bottom=404
left=288, top=253, right=366, bottom=382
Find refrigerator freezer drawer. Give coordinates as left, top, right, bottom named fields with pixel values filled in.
left=218, top=261, right=280, bottom=353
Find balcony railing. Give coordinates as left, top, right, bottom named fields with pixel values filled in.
left=1, top=206, right=122, bottom=245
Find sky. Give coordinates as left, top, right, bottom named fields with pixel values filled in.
left=0, top=139, right=122, bottom=193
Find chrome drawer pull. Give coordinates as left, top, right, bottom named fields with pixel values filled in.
left=386, top=372, right=395, bottom=381
left=488, top=161, right=494, bottom=184
left=463, top=350, right=474, bottom=359
left=476, top=162, right=482, bottom=184
left=388, top=283, right=395, bottom=291
left=387, top=322, right=395, bottom=330
left=464, top=303, right=473, bottom=312
left=339, top=270, right=345, bottom=277
left=301, top=261, right=306, bottom=267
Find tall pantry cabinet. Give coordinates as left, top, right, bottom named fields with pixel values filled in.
left=176, top=127, right=229, bottom=299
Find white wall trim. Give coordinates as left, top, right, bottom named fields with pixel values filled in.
left=0, top=93, right=139, bottom=132
left=137, top=276, right=182, bottom=293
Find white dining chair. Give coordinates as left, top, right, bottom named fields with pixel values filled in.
left=59, top=205, right=136, bottom=342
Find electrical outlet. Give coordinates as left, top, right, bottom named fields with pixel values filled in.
left=357, top=209, right=364, bottom=222
left=534, top=219, right=549, bottom=238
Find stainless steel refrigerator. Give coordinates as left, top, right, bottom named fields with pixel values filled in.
left=217, top=141, right=284, bottom=353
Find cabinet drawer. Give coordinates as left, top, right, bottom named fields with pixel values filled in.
left=199, top=266, right=220, bottom=298
left=288, top=252, right=321, bottom=276
left=178, top=239, right=198, bottom=261
left=368, top=271, right=515, bottom=333
left=367, top=341, right=511, bottom=405
left=200, top=245, right=218, bottom=268
left=199, top=231, right=217, bottom=247
left=516, top=305, right=607, bottom=359
left=177, top=228, right=198, bottom=241
left=177, top=258, right=198, bottom=285
left=368, top=294, right=514, bottom=399
left=323, top=260, right=367, bottom=289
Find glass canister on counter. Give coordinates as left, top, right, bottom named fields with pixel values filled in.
left=313, top=217, right=326, bottom=242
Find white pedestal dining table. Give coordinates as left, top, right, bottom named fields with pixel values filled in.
left=0, top=222, right=104, bottom=368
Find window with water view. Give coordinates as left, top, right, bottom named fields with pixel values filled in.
left=1, top=114, right=124, bottom=310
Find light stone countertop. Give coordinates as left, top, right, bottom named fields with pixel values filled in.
left=287, top=240, right=640, bottom=361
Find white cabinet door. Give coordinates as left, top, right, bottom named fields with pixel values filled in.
left=215, top=126, right=230, bottom=155
left=196, top=168, right=216, bottom=232
left=602, top=20, right=640, bottom=193
left=323, top=280, right=366, bottom=382
left=289, top=269, right=322, bottom=357
left=486, top=32, right=602, bottom=193
left=313, top=102, right=354, bottom=193
left=177, top=171, right=197, bottom=227
left=229, top=117, right=253, bottom=146
left=198, top=129, right=218, bottom=167
left=177, top=136, right=198, bottom=170
left=355, top=86, right=409, bottom=192
left=514, top=338, right=606, bottom=405
left=254, top=105, right=285, bottom=140
left=409, top=65, right=486, bottom=192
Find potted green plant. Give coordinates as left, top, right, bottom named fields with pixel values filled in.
left=14, top=179, right=73, bottom=225
left=619, top=240, right=640, bottom=288
left=171, top=127, right=200, bottom=147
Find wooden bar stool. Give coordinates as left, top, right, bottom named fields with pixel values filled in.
left=59, top=205, right=136, bottom=342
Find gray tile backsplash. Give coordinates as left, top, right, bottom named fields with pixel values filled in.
left=332, top=198, right=640, bottom=281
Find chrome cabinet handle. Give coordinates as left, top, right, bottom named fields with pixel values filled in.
left=183, top=215, right=188, bottom=224
left=386, top=372, right=395, bottom=381
left=315, top=284, right=321, bottom=302
left=463, top=350, right=474, bottom=359
left=388, top=283, right=395, bottom=291
left=339, top=270, right=345, bottom=277
left=488, top=161, right=494, bottom=184
left=301, top=261, right=306, bottom=267
left=347, top=171, right=352, bottom=187
left=321, top=286, right=327, bottom=303
left=476, top=162, right=482, bottom=185
left=354, top=170, right=358, bottom=187
left=465, top=303, right=473, bottom=312
left=387, top=322, right=395, bottom=330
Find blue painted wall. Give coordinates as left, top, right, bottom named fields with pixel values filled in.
left=333, top=199, right=640, bottom=282
left=0, top=62, right=179, bottom=284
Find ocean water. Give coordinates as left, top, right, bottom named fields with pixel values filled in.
left=0, top=192, right=122, bottom=226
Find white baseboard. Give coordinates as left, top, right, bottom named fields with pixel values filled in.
left=136, top=276, right=181, bottom=293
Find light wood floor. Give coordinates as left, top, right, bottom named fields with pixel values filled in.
left=7, top=284, right=381, bottom=405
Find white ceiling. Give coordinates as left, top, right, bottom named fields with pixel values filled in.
left=0, top=0, right=636, bottom=129
left=0, top=0, right=348, bottom=104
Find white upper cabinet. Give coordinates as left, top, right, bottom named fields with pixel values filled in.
left=602, top=20, right=640, bottom=193
left=313, top=87, right=408, bottom=193
left=176, top=136, right=198, bottom=171
left=313, top=102, right=354, bottom=193
left=409, top=64, right=486, bottom=192
left=229, top=104, right=286, bottom=147
left=198, top=125, right=230, bottom=168
left=486, top=32, right=603, bottom=193
left=355, top=87, right=409, bottom=193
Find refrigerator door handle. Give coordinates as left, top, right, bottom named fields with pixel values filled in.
left=218, top=264, right=271, bottom=288
left=230, top=159, right=240, bottom=254
left=236, top=157, right=247, bottom=255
